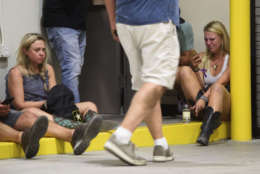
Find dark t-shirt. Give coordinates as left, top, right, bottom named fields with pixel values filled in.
left=42, top=0, right=89, bottom=30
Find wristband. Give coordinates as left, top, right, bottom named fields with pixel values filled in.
left=195, top=89, right=204, bottom=101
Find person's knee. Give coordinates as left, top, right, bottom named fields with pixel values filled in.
left=154, top=85, right=165, bottom=97
left=23, top=107, right=36, bottom=114
left=24, top=107, right=54, bottom=121
left=21, top=111, right=37, bottom=121
left=86, top=102, right=98, bottom=113
left=15, top=111, right=38, bottom=129
left=143, top=83, right=165, bottom=99
left=178, top=66, right=193, bottom=78
left=210, top=84, right=225, bottom=95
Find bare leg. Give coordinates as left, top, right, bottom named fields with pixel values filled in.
left=0, top=122, right=22, bottom=143
left=208, top=84, right=231, bottom=121
left=177, top=66, right=203, bottom=101
left=104, top=83, right=170, bottom=165
left=14, top=111, right=40, bottom=130
left=144, top=100, right=163, bottom=139
left=121, top=82, right=165, bottom=133
left=45, top=121, right=74, bottom=142
left=23, top=108, right=55, bottom=121
left=76, top=101, right=98, bottom=115
left=16, top=110, right=74, bottom=142
left=197, top=84, right=230, bottom=146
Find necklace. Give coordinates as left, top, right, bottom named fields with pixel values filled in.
left=213, top=64, right=218, bottom=70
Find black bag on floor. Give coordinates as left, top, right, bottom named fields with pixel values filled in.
left=44, top=84, right=80, bottom=120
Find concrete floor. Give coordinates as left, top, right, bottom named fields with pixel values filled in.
left=1, top=140, right=260, bottom=174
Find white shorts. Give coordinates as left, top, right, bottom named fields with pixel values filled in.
left=117, top=21, right=180, bottom=90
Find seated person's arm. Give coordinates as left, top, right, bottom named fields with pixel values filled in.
left=179, top=50, right=193, bottom=66
left=47, top=64, right=57, bottom=90
left=215, top=60, right=230, bottom=86
left=179, top=50, right=202, bottom=72
left=7, top=67, right=45, bottom=110
left=0, top=103, right=10, bottom=117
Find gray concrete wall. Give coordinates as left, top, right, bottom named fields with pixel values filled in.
left=0, top=0, right=43, bottom=100
left=179, top=0, right=230, bottom=53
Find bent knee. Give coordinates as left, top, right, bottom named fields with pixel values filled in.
left=18, top=111, right=38, bottom=124
left=178, top=66, right=194, bottom=78
left=210, top=84, right=226, bottom=94
left=77, top=101, right=98, bottom=113
left=86, top=101, right=98, bottom=112
left=22, top=107, right=36, bottom=114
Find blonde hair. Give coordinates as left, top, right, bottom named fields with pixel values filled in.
left=201, top=21, right=230, bottom=70
left=204, top=21, right=230, bottom=56
left=17, top=33, right=50, bottom=91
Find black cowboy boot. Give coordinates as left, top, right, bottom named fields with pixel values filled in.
left=197, top=106, right=221, bottom=146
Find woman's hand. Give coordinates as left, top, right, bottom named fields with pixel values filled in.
left=190, top=53, right=202, bottom=71
left=191, top=99, right=206, bottom=117
left=0, top=103, right=10, bottom=117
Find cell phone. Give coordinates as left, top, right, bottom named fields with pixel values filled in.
left=191, top=50, right=198, bottom=57
left=2, top=97, right=14, bottom=105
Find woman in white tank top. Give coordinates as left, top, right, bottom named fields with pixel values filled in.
left=176, top=21, right=230, bottom=146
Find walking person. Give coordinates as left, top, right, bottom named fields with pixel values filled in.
left=104, top=0, right=180, bottom=166
left=42, top=0, right=89, bottom=103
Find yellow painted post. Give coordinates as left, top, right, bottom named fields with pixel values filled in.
left=230, top=0, right=252, bottom=141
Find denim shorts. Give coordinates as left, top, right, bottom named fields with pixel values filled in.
left=0, top=109, right=22, bottom=128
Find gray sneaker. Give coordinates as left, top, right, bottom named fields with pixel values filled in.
left=153, top=145, right=174, bottom=162
left=21, top=116, right=49, bottom=159
left=71, top=114, right=103, bottom=155
left=104, top=135, right=147, bottom=166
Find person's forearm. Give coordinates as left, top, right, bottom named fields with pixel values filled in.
left=216, top=68, right=230, bottom=86
left=13, top=101, right=46, bottom=110
left=104, top=0, right=116, bottom=30
left=179, top=55, right=190, bottom=66
left=0, top=104, right=10, bottom=117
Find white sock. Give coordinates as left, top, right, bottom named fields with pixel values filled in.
left=113, top=126, right=132, bottom=144
left=154, top=137, right=168, bottom=150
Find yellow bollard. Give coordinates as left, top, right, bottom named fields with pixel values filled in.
left=230, top=0, right=252, bottom=141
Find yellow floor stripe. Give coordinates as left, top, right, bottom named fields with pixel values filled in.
left=0, top=121, right=230, bottom=159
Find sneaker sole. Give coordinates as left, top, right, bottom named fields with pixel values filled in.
left=73, top=115, right=103, bottom=155
left=25, top=116, right=48, bottom=159
left=104, top=141, right=147, bottom=166
left=153, top=156, right=174, bottom=162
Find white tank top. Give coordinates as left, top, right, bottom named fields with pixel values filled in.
left=204, top=54, right=229, bottom=86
